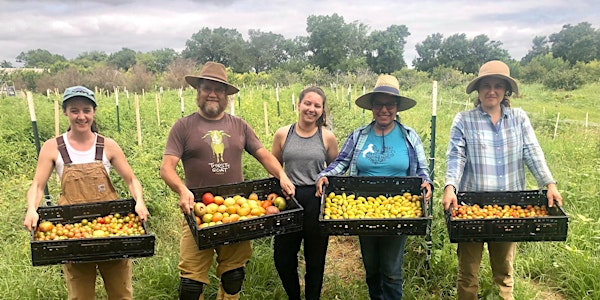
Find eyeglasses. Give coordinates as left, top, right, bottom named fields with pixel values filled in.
left=200, top=85, right=227, bottom=95
left=372, top=102, right=397, bottom=110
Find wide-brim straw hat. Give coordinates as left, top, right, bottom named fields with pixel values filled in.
left=466, top=60, right=519, bottom=95
left=355, top=74, right=417, bottom=111
left=185, top=62, right=240, bottom=95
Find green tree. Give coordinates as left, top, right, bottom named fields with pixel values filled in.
left=1, top=60, right=13, bottom=68
left=550, top=22, right=600, bottom=64
left=247, top=29, right=288, bottom=72
left=107, top=48, right=137, bottom=71
left=306, top=14, right=368, bottom=72
left=413, top=33, right=443, bottom=73
left=182, top=27, right=250, bottom=72
left=73, top=51, right=109, bottom=69
left=413, top=33, right=509, bottom=74
left=520, top=53, right=569, bottom=84
left=521, top=36, right=550, bottom=65
left=16, top=49, right=66, bottom=69
left=366, top=25, right=410, bottom=73
left=466, top=35, right=510, bottom=74
left=136, top=48, right=178, bottom=74
left=277, top=36, right=310, bottom=73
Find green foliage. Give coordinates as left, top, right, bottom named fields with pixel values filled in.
left=306, top=13, right=369, bottom=73
left=107, top=48, right=138, bottom=71
left=366, top=25, right=410, bottom=73
left=182, top=27, right=250, bottom=72
left=16, top=49, right=67, bottom=69
left=300, top=65, right=333, bottom=86
left=521, top=36, right=551, bottom=65
left=543, top=68, right=587, bottom=91
left=392, top=68, right=431, bottom=89
left=549, top=22, right=600, bottom=65
left=430, top=66, right=470, bottom=89
left=247, top=30, right=289, bottom=72
left=413, top=33, right=509, bottom=74
left=520, top=53, right=570, bottom=84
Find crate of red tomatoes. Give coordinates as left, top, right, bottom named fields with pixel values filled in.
left=185, top=177, right=303, bottom=250
left=318, top=176, right=431, bottom=236
left=30, top=198, right=155, bottom=266
left=444, top=190, right=568, bottom=243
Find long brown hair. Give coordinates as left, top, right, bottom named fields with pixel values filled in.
left=298, top=86, right=328, bottom=127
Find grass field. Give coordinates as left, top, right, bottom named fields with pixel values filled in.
left=0, top=80, right=598, bottom=299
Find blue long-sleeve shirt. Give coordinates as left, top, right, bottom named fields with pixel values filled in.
left=317, top=120, right=432, bottom=184
left=444, top=105, right=556, bottom=191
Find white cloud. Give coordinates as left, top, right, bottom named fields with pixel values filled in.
left=0, top=0, right=598, bottom=67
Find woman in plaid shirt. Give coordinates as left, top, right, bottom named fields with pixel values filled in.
left=442, top=60, right=563, bottom=300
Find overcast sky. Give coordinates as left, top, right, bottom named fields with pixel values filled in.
left=1, top=0, right=598, bottom=68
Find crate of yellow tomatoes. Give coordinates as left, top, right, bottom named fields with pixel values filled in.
left=444, top=190, right=569, bottom=243
left=318, top=176, right=431, bottom=236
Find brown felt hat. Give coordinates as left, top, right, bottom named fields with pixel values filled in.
left=185, top=61, right=239, bottom=95
left=355, top=74, right=417, bottom=111
left=466, top=60, right=519, bottom=95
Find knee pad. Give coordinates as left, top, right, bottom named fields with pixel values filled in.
left=221, top=267, right=245, bottom=294
left=178, top=277, right=204, bottom=300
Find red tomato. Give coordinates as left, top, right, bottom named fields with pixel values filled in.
left=202, top=192, right=215, bottom=205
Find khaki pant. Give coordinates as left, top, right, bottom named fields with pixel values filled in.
left=457, top=242, right=516, bottom=300
left=63, top=259, right=132, bottom=300
left=178, top=223, right=252, bottom=284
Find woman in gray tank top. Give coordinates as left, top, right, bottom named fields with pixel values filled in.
left=271, top=86, right=339, bottom=300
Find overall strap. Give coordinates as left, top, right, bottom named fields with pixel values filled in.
left=95, top=135, right=105, bottom=161
left=56, top=135, right=72, bottom=164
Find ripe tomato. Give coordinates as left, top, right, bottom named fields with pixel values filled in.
left=38, top=221, right=54, bottom=233
left=202, top=192, right=215, bottom=205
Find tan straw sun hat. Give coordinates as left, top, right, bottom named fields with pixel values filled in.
left=185, top=61, right=240, bottom=95
left=355, top=74, right=417, bottom=111
left=466, top=60, right=519, bottom=95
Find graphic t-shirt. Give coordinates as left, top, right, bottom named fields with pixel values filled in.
left=356, top=125, right=409, bottom=176
left=164, top=113, right=263, bottom=188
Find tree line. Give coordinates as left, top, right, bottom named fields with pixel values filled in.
left=1, top=15, right=599, bottom=94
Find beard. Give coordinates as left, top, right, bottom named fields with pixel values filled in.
left=197, top=94, right=226, bottom=118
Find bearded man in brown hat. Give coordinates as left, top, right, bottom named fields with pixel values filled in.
left=160, top=61, right=295, bottom=300
left=442, top=60, right=562, bottom=300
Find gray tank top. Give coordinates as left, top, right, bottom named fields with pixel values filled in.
left=281, top=123, right=327, bottom=186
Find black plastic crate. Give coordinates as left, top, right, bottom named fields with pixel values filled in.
left=318, top=176, right=431, bottom=236
left=30, top=199, right=155, bottom=266
left=186, top=178, right=304, bottom=250
left=444, top=190, right=569, bottom=243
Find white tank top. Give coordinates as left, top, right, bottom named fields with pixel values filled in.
left=56, top=133, right=111, bottom=177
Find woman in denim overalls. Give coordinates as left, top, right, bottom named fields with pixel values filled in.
left=24, top=86, right=150, bottom=300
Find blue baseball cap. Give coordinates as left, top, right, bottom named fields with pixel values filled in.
left=62, top=86, right=97, bottom=107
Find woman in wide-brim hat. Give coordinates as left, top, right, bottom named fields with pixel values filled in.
left=316, top=74, right=432, bottom=299
left=465, top=60, right=519, bottom=109
left=443, top=60, right=562, bottom=300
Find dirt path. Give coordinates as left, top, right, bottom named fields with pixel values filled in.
left=324, top=236, right=363, bottom=281
left=322, top=236, right=565, bottom=300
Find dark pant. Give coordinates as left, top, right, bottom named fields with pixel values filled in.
left=274, top=185, right=329, bottom=300
left=359, top=235, right=407, bottom=300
